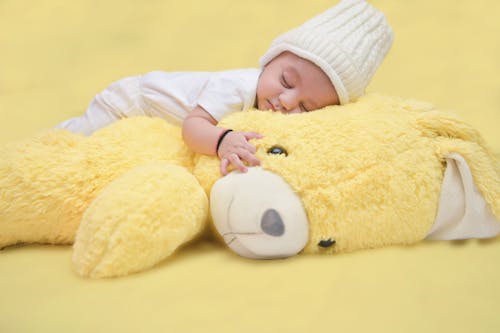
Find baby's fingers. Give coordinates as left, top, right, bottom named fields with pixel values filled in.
left=242, top=132, right=264, bottom=141
left=220, top=154, right=248, bottom=176
left=228, top=154, right=249, bottom=173
left=220, top=158, right=230, bottom=176
left=239, top=150, right=261, bottom=167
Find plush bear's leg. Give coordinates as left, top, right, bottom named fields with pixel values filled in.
left=72, top=162, right=208, bottom=278
left=0, top=131, right=86, bottom=248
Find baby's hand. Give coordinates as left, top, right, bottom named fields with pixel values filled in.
left=217, top=131, right=263, bottom=175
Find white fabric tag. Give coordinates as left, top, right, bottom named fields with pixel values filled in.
left=426, top=153, right=500, bottom=240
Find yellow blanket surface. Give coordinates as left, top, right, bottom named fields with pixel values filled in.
left=1, top=1, right=499, bottom=332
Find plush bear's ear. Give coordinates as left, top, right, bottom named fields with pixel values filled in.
left=415, top=111, right=500, bottom=240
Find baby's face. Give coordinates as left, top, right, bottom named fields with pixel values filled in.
left=256, top=51, right=339, bottom=113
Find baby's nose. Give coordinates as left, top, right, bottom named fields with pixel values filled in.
left=279, top=92, right=301, bottom=114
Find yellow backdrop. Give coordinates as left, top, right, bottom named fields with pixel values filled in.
left=1, top=1, right=499, bottom=332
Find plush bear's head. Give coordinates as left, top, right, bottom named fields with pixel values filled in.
left=195, top=94, right=500, bottom=258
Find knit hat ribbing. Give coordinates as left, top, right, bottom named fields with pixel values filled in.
left=259, top=0, right=393, bottom=105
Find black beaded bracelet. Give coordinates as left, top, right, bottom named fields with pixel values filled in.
left=216, top=129, right=233, bottom=155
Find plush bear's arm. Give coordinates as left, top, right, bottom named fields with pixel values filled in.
left=72, top=162, right=208, bottom=278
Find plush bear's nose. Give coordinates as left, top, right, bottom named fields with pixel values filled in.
left=261, top=209, right=285, bottom=236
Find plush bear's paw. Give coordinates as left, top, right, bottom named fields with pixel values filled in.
left=72, top=163, right=208, bottom=278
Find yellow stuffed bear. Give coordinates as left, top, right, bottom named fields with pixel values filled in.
left=1, top=94, right=499, bottom=278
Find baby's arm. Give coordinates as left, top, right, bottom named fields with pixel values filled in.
left=182, top=106, right=262, bottom=175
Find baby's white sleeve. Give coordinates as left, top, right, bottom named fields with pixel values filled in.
left=56, top=75, right=146, bottom=135
left=197, top=69, right=260, bottom=121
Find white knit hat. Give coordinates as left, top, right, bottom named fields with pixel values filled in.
left=259, top=0, right=393, bottom=105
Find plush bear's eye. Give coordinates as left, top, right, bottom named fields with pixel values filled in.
left=318, top=238, right=336, bottom=248
left=267, top=146, right=288, bottom=156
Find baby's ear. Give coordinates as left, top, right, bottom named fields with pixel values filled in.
left=415, top=110, right=500, bottom=240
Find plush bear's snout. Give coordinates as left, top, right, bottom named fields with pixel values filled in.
left=210, top=167, right=309, bottom=259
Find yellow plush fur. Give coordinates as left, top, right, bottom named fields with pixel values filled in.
left=198, top=94, right=500, bottom=254
left=1, top=94, right=499, bottom=278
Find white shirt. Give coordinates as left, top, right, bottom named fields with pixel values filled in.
left=57, top=68, right=261, bottom=135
